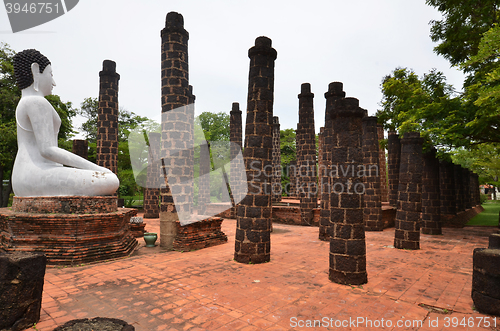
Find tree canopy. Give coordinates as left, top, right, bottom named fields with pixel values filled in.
left=427, top=0, right=500, bottom=70
left=195, top=111, right=230, bottom=142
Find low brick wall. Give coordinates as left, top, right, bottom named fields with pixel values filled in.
left=173, top=217, right=227, bottom=251
left=273, top=205, right=396, bottom=229
left=442, top=205, right=485, bottom=228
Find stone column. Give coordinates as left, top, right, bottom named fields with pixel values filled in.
left=297, top=83, right=317, bottom=225
left=159, top=12, right=191, bottom=249
left=472, top=232, right=500, bottom=316
left=197, top=142, right=210, bottom=215
left=72, top=139, right=88, bottom=160
left=143, top=133, right=161, bottom=218
left=377, top=125, right=389, bottom=203
left=394, top=132, right=423, bottom=250
left=470, top=172, right=476, bottom=206
left=287, top=161, right=297, bottom=197
left=439, top=160, right=457, bottom=221
left=96, top=60, right=120, bottom=175
left=230, top=102, right=243, bottom=218
left=318, top=126, right=325, bottom=197
left=362, top=116, right=383, bottom=231
left=387, top=132, right=401, bottom=208
left=463, top=167, right=472, bottom=210
left=234, top=36, right=277, bottom=264
left=421, top=148, right=441, bottom=235
left=319, top=82, right=345, bottom=241
left=329, top=97, right=367, bottom=285
left=272, top=116, right=282, bottom=203
left=472, top=173, right=480, bottom=206
left=454, top=164, right=465, bottom=213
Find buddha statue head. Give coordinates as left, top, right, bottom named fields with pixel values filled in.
left=13, top=49, right=54, bottom=95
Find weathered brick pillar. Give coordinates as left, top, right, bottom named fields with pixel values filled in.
left=329, top=97, right=367, bottom=285
left=394, top=132, right=423, bottom=250
left=362, top=116, right=383, bottom=231
left=287, top=161, right=297, bottom=197
left=472, top=232, right=500, bottom=316
left=421, top=148, right=441, bottom=235
left=377, top=125, right=389, bottom=203
left=197, top=142, right=210, bottom=215
left=454, top=164, right=465, bottom=213
left=144, top=133, right=161, bottom=218
left=318, top=127, right=325, bottom=177
left=272, top=116, right=282, bottom=203
left=470, top=172, right=476, bottom=206
left=387, top=132, right=401, bottom=208
left=96, top=60, right=119, bottom=175
left=160, top=11, right=191, bottom=249
left=230, top=102, right=243, bottom=218
left=439, top=160, right=457, bottom=221
left=234, top=36, right=277, bottom=264
left=297, top=83, right=317, bottom=225
left=472, top=173, right=480, bottom=206
left=319, top=82, right=345, bottom=241
left=72, top=139, right=88, bottom=160
left=463, top=168, right=472, bottom=210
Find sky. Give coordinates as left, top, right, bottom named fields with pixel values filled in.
left=0, top=0, right=466, bottom=138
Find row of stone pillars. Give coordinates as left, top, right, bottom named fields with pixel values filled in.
left=387, top=131, right=482, bottom=239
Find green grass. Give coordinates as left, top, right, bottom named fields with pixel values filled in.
left=467, top=200, right=500, bottom=226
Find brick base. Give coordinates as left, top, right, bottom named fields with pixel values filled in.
left=0, top=204, right=138, bottom=265
left=12, top=196, right=118, bottom=214
left=173, top=217, right=227, bottom=251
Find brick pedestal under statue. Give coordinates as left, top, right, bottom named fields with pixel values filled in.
left=0, top=196, right=138, bottom=265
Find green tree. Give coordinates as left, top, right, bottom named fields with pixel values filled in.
left=427, top=0, right=500, bottom=70
left=77, top=97, right=148, bottom=144
left=459, top=24, right=500, bottom=145
left=77, top=97, right=98, bottom=143
left=195, top=111, right=230, bottom=142
left=0, top=43, right=19, bottom=206
left=194, top=112, right=230, bottom=202
left=376, top=67, right=467, bottom=150
left=280, top=128, right=296, bottom=193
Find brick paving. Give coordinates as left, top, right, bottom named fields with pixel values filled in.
left=33, top=213, right=499, bottom=331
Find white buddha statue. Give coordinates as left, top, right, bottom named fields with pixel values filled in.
left=11, top=49, right=119, bottom=197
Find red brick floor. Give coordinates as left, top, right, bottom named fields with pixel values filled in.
left=32, top=214, right=499, bottom=331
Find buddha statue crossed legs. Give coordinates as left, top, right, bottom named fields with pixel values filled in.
left=12, top=49, right=119, bottom=197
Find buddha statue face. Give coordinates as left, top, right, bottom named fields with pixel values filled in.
left=32, top=63, right=56, bottom=96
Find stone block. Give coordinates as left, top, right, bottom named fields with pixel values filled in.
left=0, top=252, right=46, bottom=331
left=472, top=244, right=500, bottom=316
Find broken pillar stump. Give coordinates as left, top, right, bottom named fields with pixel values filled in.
left=0, top=252, right=46, bottom=331
left=472, top=232, right=500, bottom=316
